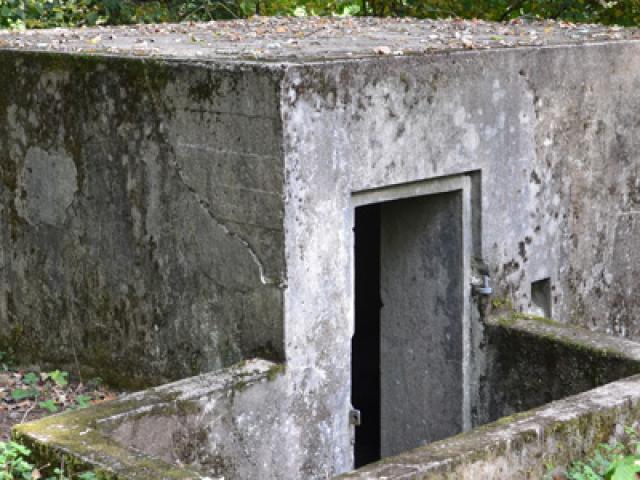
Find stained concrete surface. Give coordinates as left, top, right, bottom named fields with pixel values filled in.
left=16, top=147, right=78, bottom=226
left=14, top=359, right=288, bottom=479
left=483, top=313, right=640, bottom=424
left=380, top=192, right=464, bottom=456
left=0, top=54, right=286, bottom=388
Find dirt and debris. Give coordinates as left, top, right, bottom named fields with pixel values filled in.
left=0, top=16, right=638, bottom=61
left=0, top=367, right=120, bottom=442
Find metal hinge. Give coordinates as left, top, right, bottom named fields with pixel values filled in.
left=471, top=260, right=493, bottom=297
left=472, top=274, right=493, bottom=296
left=349, top=409, right=361, bottom=426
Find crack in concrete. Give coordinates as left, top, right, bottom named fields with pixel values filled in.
left=177, top=142, right=278, bottom=161
left=170, top=157, right=279, bottom=287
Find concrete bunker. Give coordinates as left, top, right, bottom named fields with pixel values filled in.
left=2, top=16, right=640, bottom=480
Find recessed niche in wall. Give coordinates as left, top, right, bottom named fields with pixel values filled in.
left=531, top=278, right=552, bottom=318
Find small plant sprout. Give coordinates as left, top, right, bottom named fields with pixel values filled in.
left=21, top=373, right=39, bottom=386
left=11, top=388, right=38, bottom=401
left=74, top=396, right=91, bottom=409
left=38, top=399, right=59, bottom=413
left=48, top=371, right=68, bottom=388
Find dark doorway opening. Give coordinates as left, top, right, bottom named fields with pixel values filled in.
left=352, top=203, right=381, bottom=468
left=352, top=190, right=465, bottom=466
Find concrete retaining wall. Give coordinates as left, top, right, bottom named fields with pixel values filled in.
left=340, top=375, right=640, bottom=479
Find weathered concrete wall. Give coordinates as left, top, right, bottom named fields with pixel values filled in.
left=484, top=313, right=640, bottom=425
left=14, top=357, right=347, bottom=480
left=0, top=52, right=286, bottom=388
left=283, top=44, right=640, bottom=335
left=339, top=375, right=640, bottom=479
left=281, top=42, right=640, bottom=474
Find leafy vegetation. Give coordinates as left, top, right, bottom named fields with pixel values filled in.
left=1, top=350, right=118, bottom=442
left=1, top=0, right=640, bottom=29
left=0, top=0, right=174, bottom=29
left=0, top=440, right=96, bottom=479
left=3, top=369, right=100, bottom=414
left=547, top=426, right=640, bottom=480
left=0, top=353, right=114, bottom=479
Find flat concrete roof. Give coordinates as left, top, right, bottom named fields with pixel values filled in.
left=0, top=17, right=638, bottom=63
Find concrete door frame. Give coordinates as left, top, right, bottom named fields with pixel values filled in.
left=350, top=174, right=473, bottom=440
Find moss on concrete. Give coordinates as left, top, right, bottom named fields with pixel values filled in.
left=490, top=296, right=514, bottom=311
left=11, top=359, right=278, bottom=479
left=266, top=363, right=285, bottom=381
left=12, top=397, right=201, bottom=479
left=339, top=374, right=640, bottom=479
left=484, top=313, right=640, bottom=423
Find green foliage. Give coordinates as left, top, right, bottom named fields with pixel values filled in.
left=8, top=370, right=71, bottom=403
left=6, top=370, right=92, bottom=411
left=0, top=0, right=173, bottom=29
left=2, top=0, right=640, bottom=29
left=298, top=0, right=640, bottom=25
left=46, top=371, right=67, bottom=388
left=74, top=395, right=91, bottom=409
left=38, top=399, right=58, bottom=413
left=177, top=0, right=251, bottom=19
left=20, top=374, right=37, bottom=387
left=3, top=367, right=115, bottom=426
left=0, top=441, right=96, bottom=480
left=549, top=426, right=640, bottom=480
left=0, top=441, right=33, bottom=480
left=76, top=474, right=97, bottom=480
left=605, top=456, right=640, bottom=479
left=10, top=389, right=37, bottom=401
